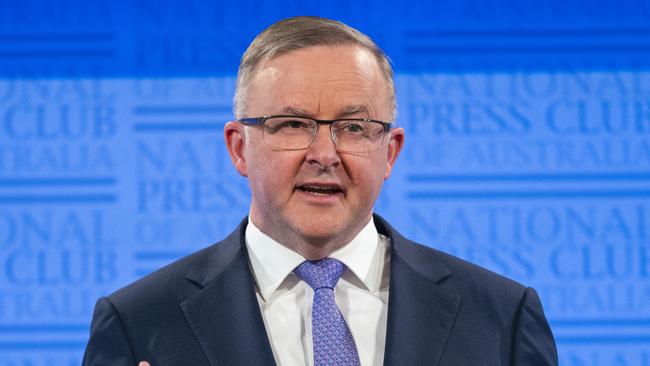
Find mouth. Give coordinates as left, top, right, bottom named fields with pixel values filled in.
left=295, top=183, right=345, bottom=197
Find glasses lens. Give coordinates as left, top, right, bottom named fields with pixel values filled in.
left=263, top=117, right=316, bottom=150
left=332, top=120, right=387, bottom=152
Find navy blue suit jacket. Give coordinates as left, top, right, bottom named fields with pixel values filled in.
left=83, top=215, right=558, bottom=365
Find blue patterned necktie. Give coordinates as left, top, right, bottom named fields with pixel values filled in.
left=294, top=258, right=361, bottom=366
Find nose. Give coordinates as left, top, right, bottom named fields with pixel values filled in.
left=305, top=124, right=341, bottom=168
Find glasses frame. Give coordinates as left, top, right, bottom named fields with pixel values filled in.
left=237, top=115, right=393, bottom=152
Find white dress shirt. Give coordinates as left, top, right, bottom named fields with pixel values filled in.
left=245, top=217, right=391, bottom=366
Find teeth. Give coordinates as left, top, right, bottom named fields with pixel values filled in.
left=308, top=190, right=329, bottom=195
left=300, top=185, right=340, bottom=194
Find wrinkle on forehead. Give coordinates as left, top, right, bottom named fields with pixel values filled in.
left=246, top=45, right=391, bottom=120
left=281, top=104, right=371, bottom=119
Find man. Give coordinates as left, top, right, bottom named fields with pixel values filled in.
left=83, top=16, right=557, bottom=365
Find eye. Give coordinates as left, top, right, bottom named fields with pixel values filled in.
left=275, top=119, right=312, bottom=130
left=265, top=117, right=314, bottom=133
left=342, top=122, right=365, bottom=133
left=285, top=120, right=309, bottom=129
left=265, top=117, right=315, bottom=135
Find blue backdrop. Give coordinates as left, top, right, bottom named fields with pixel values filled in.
left=1, top=1, right=650, bottom=364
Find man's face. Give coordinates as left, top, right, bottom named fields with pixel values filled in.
left=225, top=45, right=404, bottom=256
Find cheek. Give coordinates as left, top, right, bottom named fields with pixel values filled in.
left=346, top=157, right=387, bottom=194
left=247, top=151, right=302, bottom=195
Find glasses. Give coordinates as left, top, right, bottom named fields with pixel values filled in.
left=237, top=115, right=392, bottom=153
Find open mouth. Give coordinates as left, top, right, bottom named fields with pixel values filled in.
left=296, top=184, right=344, bottom=196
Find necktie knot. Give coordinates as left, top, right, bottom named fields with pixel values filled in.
left=294, top=258, right=345, bottom=290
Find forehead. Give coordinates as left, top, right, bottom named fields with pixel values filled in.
left=246, top=45, right=391, bottom=119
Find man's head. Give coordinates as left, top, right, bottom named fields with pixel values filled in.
left=225, top=16, right=404, bottom=259
left=233, top=16, right=396, bottom=120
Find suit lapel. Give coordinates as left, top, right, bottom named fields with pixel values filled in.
left=180, top=221, right=276, bottom=366
left=375, top=215, right=461, bottom=366
left=176, top=215, right=460, bottom=365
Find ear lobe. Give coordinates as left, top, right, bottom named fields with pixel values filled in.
left=224, top=121, right=248, bottom=177
left=384, top=127, right=404, bottom=180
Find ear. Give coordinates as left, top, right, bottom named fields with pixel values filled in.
left=224, top=121, right=248, bottom=177
left=384, top=127, right=404, bottom=180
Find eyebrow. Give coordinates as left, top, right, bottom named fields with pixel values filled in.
left=281, top=106, right=311, bottom=116
left=280, top=105, right=371, bottom=119
left=338, top=105, right=370, bottom=118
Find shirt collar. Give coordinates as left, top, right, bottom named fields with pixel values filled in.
left=328, top=218, right=382, bottom=293
left=245, top=217, right=381, bottom=302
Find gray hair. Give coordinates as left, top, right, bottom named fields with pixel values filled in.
left=233, top=16, right=396, bottom=120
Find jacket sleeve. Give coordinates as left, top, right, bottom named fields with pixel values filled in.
left=83, top=296, right=137, bottom=366
left=511, top=287, right=558, bottom=365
